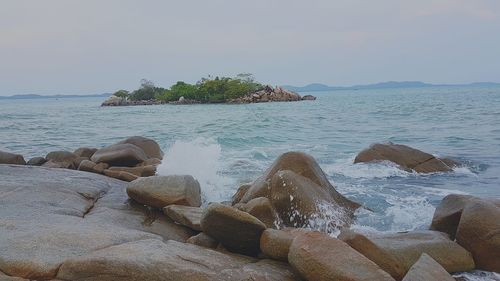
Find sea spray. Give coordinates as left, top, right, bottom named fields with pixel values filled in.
left=157, top=137, right=234, bottom=203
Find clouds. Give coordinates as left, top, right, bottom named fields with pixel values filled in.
left=0, top=0, right=499, bottom=95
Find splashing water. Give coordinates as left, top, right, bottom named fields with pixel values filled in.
left=156, top=137, right=234, bottom=203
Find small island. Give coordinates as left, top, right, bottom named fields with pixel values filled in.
left=102, top=74, right=316, bottom=106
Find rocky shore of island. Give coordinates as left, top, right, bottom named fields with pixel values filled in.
left=0, top=138, right=498, bottom=280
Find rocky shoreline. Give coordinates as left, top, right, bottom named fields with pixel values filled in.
left=0, top=138, right=499, bottom=280
left=101, top=85, right=316, bottom=106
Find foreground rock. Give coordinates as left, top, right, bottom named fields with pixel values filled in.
left=354, top=143, right=457, bottom=173
left=164, top=205, right=203, bottom=231
left=200, top=203, right=267, bottom=256
left=186, top=232, right=218, bottom=249
left=260, top=228, right=309, bottom=262
left=338, top=229, right=475, bottom=280
left=127, top=175, right=201, bottom=208
left=237, top=152, right=360, bottom=230
left=401, top=253, right=454, bottom=281
left=0, top=150, right=25, bottom=165
left=288, top=231, right=395, bottom=281
left=0, top=165, right=194, bottom=280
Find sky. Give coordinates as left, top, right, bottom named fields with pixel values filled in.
left=1, top=0, right=499, bottom=95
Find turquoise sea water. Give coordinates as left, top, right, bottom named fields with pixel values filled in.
left=1, top=86, right=500, bottom=234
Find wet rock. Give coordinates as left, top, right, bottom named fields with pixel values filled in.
left=186, top=232, right=218, bottom=249
left=338, top=229, right=475, bottom=280
left=73, top=147, right=98, bottom=158
left=237, top=197, right=279, bottom=228
left=118, top=136, right=163, bottom=160
left=456, top=199, right=500, bottom=272
left=163, top=205, right=203, bottom=231
left=103, top=169, right=138, bottom=182
left=127, top=175, right=201, bottom=208
left=289, top=231, right=395, bottom=281
left=354, top=143, right=457, bottom=173
left=0, top=150, right=26, bottom=165
left=108, top=165, right=156, bottom=177
left=200, top=203, right=267, bottom=256
left=91, top=143, right=148, bottom=167
left=232, top=183, right=251, bottom=205
left=401, top=253, right=455, bottom=281
left=260, top=228, right=309, bottom=262
left=26, top=156, right=46, bottom=166
left=0, top=165, right=194, bottom=280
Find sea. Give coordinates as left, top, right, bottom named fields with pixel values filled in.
left=1, top=85, right=499, bottom=279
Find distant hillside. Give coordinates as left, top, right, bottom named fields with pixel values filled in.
left=0, top=93, right=112, bottom=100
left=283, top=81, right=500, bottom=92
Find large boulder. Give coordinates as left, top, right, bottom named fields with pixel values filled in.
left=57, top=239, right=300, bottom=281
left=200, top=203, right=267, bottom=256
left=127, top=175, right=201, bottom=208
left=91, top=143, right=148, bottom=167
left=0, top=150, right=26, bottom=165
left=354, top=143, right=457, bottom=173
left=260, top=228, right=309, bottom=262
left=0, top=165, right=195, bottom=280
left=401, top=253, right=455, bottom=281
left=26, top=156, right=46, bottom=166
left=455, top=199, right=500, bottom=272
left=43, top=150, right=78, bottom=169
left=118, top=136, right=163, bottom=160
left=73, top=147, right=98, bottom=158
left=108, top=165, right=156, bottom=177
left=236, top=197, right=279, bottom=228
left=238, top=152, right=360, bottom=230
left=338, top=229, right=475, bottom=280
left=288, top=231, right=395, bottom=281
left=163, top=205, right=203, bottom=231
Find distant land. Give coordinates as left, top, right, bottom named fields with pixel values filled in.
left=283, top=81, right=500, bottom=92
left=0, top=93, right=112, bottom=100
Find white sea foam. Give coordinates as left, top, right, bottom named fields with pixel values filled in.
left=453, top=271, right=500, bottom=281
left=157, top=137, right=234, bottom=203
left=325, top=157, right=411, bottom=179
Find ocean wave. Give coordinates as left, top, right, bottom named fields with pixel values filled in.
left=325, top=157, right=411, bottom=179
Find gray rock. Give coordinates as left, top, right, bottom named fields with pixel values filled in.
left=26, top=156, right=46, bottom=166
left=73, top=147, right=98, bottom=158
left=186, top=232, right=218, bottom=249
left=118, top=136, right=163, bottom=160
left=44, top=150, right=78, bottom=169
left=127, top=175, right=201, bottom=208
left=163, top=205, right=203, bottom=231
left=402, top=253, right=455, bottom=281
left=0, top=150, right=25, bottom=165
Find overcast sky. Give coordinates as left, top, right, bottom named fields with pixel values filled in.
left=1, top=0, right=499, bottom=95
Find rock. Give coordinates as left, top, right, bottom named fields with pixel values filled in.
left=73, top=156, right=89, bottom=168
left=91, top=143, right=148, bottom=167
left=127, top=175, right=201, bottom=208
left=0, top=165, right=194, bottom=280
left=401, top=253, right=455, bottom=281
left=301, top=95, right=316, bottom=100
left=338, top=229, right=475, bottom=280
left=101, top=95, right=127, bottom=106
left=430, top=194, right=500, bottom=240
left=288, top=231, right=395, bottom=281
left=93, top=162, right=109, bottom=173
left=73, top=147, right=98, bottom=158
left=186, top=232, right=218, bottom=249
left=0, top=150, right=26, bottom=165
left=354, top=143, right=457, bottom=173
left=163, top=205, right=203, bottom=231
left=78, top=159, right=97, bottom=172
left=136, top=158, right=162, bottom=167
left=456, top=199, right=500, bottom=272
left=0, top=272, right=28, bottom=281
left=43, top=150, right=78, bottom=169
left=108, top=165, right=156, bottom=177
left=237, top=197, right=279, bottom=228
left=239, top=152, right=360, bottom=230
left=228, top=85, right=303, bottom=104
left=200, top=203, right=267, bottom=256
left=232, top=183, right=251, bottom=205
left=118, top=136, right=163, bottom=160
left=26, top=156, right=46, bottom=166
left=103, top=169, right=138, bottom=182
left=260, top=228, right=309, bottom=262
left=57, top=239, right=300, bottom=281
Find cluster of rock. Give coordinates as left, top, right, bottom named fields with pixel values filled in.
left=228, top=85, right=316, bottom=103
left=0, top=136, right=163, bottom=182
left=354, top=142, right=459, bottom=173
left=101, top=96, right=166, bottom=106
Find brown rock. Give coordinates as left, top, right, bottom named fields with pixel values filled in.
left=456, top=199, right=500, bottom=272
left=338, top=229, right=475, bottom=280
left=93, top=162, right=109, bottom=173
left=260, top=228, right=309, bottom=261
left=288, top=231, right=395, bottom=281
left=103, top=169, right=138, bottom=182
left=186, top=232, right=218, bottom=249
left=44, top=150, right=78, bottom=169
left=91, top=143, right=148, bottom=167
left=237, top=197, right=279, bottom=228
left=232, top=183, right=251, bottom=205
left=108, top=165, right=156, bottom=177
left=118, top=136, right=163, bottom=160
left=163, top=205, right=203, bottom=231
left=127, top=175, right=201, bottom=208
left=73, top=147, right=98, bottom=158
left=200, top=203, right=267, bottom=256
left=0, top=271, right=28, bottom=281
left=136, top=158, right=162, bottom=167
left=0, top=150, right=25, bottom=165
left=73, top=156, right=89, bottom=168
left=354, top=143, right=456, bottom=173
left=78, top=159, right=97, bottom=173
left=402, top=253, right=455, bottom=281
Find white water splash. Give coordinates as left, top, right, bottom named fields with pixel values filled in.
left=325, top=157, right=411, bottom=179
left=156, top=137, right=233, bottom=203
left=454, top=271, right=500, bottom=281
